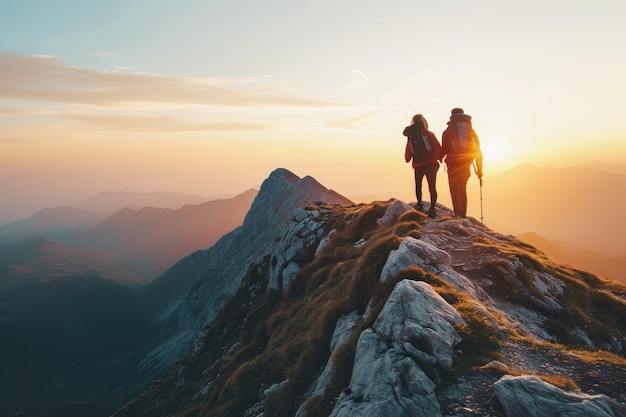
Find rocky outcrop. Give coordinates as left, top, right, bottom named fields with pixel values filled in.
left=494, top=375, right=626, bottom=417
left=329, top=280, right=465, bottom=417
left=380, top=233, right=487, bottom=303
left=267, top=206, right=328, bottom=291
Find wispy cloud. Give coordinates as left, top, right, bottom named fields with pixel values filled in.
left=0, top=107, right=38, bottom=115
left=62, top=112, right=273, bottom=132
left=347, top=70, right=373, bottom=89
left=0, top=54, right=343, bottom=108
left=326, top=112, right=374, bottom=129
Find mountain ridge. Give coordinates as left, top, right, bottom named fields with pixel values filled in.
left=110, top=168, right=625, bottom=417
left=75, top=188, right=259, bottom=274
left=133, top=168, right=354, bottom=380
left=2, top=168, right=625, bottom=417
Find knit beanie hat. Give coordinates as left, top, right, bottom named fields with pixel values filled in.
left=451, top=107, right=464, bottom=115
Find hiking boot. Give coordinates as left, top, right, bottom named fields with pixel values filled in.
left=428, top=206, right=436, bottom=218
left=416, top=203, right=425, bottom=212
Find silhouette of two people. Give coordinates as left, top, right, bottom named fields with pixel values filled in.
left=404, top=108, right=483, bottom=219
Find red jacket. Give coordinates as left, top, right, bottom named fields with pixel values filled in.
left=403, top=126, right=442, bottom=169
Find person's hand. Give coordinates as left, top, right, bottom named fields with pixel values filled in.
left=477, top=168, right=483, bottom=180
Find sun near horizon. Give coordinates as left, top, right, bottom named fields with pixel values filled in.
left=1, top=2, right=625, bottom=228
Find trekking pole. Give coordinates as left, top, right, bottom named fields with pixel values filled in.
left=479, top=178, right=484, bottom=223
left=473, top=162, right=484, bottom=223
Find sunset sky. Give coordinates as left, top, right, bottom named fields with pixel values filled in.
left=1, top=1, right=625, bottom=224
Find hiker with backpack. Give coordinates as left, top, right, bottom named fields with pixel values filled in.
left=403, top=114, right=442, bottom=218
left=440, top=108, right=483, bottom=219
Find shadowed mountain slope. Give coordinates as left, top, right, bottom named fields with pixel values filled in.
left=0, top=276, right=151, bottom=417
left=0, top=237, right=147, bottom=296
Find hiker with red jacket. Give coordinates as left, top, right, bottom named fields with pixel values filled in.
left=404, top=114, right=442, bottom=218
left=440, top=108, right=483, bottom=218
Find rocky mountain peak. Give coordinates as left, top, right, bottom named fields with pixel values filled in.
left=243, top=168, right=352, bottom=232
left=136, top=168, right=353, bottom=376
left=115, top=172, right=626, bottom=417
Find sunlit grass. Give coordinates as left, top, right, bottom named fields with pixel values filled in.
left=471, top=232, right=626, bottom=354
left=199, top=201, right=414, bottom=416
left=112, top=197, right=626, bottom=417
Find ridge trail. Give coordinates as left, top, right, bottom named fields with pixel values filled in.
left=416, top=202, right=626, bottom=415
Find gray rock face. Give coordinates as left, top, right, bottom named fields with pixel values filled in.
left=295, top=311, right=363, bottom=417
left=185, top=169, right=352, bottom=329
left=330, top=329, right=440, bottom=417
left=139, top=168, right=353, bottom=376
left=374, top=280, right=465, bottom=369
left=381, top=236, right=452, bottom=280
left=376, top=199, right=414, bottom=226
left=380, top=236, right=482, bottom=300
left=267, top=206, right=327, bottom=291
left=330, top=280, right=465, bottom=417
left=494, top=375, right=626, bottom=417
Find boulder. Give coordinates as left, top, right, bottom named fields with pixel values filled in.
left=494, top=375, right=626, bottom=417
left=376, top=199, right=414, bottom=226
left=329, top=329, right=441, bottom=417
left=330, top=280, right=466, bottom=417
left=380, top=236, right=451, bottom=279
left=373, top=280, right=465, bottom=369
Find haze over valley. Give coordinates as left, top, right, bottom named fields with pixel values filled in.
left=7, top=162, right=622, bottom=289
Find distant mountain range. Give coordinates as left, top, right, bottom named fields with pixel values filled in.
left=73, top=190, right=212, bottom=213
left=580, top=160, right=626, bottom=176
left=517, top=232, right=626, bottom=285
left=469, top=163, right=625, bottom=257
left=0, top=206, right=109, bottom=242
left=0, top=190, right=219, bottom=237
left=73, top=189, right=259, bottom=274
left=0, top=189, right=258, bottom=295
left=1, top=168, right=625, bottom=417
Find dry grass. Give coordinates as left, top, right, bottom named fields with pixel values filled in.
left=209, top=201, right=626, bottom=416
left=127, top=200, right=626, bottom=417
left=567, top=349, right=626, bottom=366
left=196, top=201, right=421, bottom=416
left=472, top=234, right=626, bottom=355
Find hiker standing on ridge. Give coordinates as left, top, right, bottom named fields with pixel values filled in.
left=403, top=114, right=442, bottom=218
left=441, top=107, right=483, bottom=218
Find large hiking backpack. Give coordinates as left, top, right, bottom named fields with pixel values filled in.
left=448, top=117, right=478, bottom=155
left=409, top=128, right=437, bottom=163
